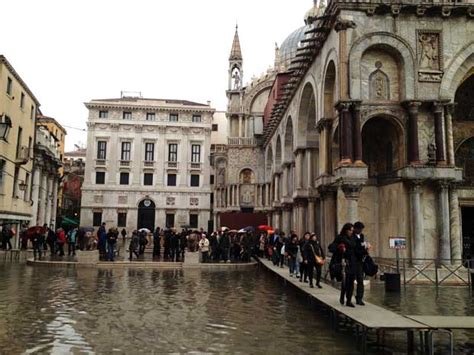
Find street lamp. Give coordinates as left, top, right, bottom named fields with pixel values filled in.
left=0, top=114, right=12, bottom=141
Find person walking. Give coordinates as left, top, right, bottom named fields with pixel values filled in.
left=46, top=226, right=56, bottom=256
left=129, top=230, right=140, bottom=261
left=138, top=231, right=148, bottom=256
left=286, top=235, right=299, bottom=277
left=153, top=227, right=161, bottom=259
left=67, top=227, right=78, bottom=256
left=20, top=225, right=28, bottom=250
left=310, top=233, right=325, bottom=288
left=56, top=228, right=66, bottom=257
left=170, top=231, right=179, bottom=261
left=303, top=233, right=316, bottom=288
left=121, top=228, right=127, bottom=245
left=339, top=223, right=357, bottom=307
left=198, top=233, right=210, bottom=263
left=299, top=232, right=311, bottom=283
left=220, top=232, right=230, bottom=263
left=97, top=222, right=107, bottom=260
left=353, top=221, right=369, bottom=306
left=31, top=230, right=42, bottom=260
left=106, top=227, right=118, bottom=261
left=1, top=224, right=13, bottom=250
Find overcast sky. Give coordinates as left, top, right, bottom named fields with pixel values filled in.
left=2, top=0, right=311, bottom=150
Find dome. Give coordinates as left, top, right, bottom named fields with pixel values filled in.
left=278, top=25, right=310, bottom=70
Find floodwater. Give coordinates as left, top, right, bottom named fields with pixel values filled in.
left=0, top=264, right=472, bottom=354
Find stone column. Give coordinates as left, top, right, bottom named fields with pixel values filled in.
left=266, top=183, right=270, bottom=207
left=337, top=102, right=353, bottom=165
left=445, top=103, right=456, bottom=166
left=254, top=184, right=258, bottom=206
left=433, top=102, right=446, bottom=165
left=409, top=182, right=424, bottom=262
left=295, top=150, right=304, bottom=189
left=449, top=187, right=462, bottom=262
left=239, top=116, right=243, bottom=137
left=282, top=164, right=289, bottom=197
left=296, top=202, right=306, bottom=236
left=342, top=184, right=362, bottom=224
left=306, top=150, right=314, bottom=188
left=51, top=177, right=58, bottom=228
left=437, top=182, right=451, bottom=261
left=405, top=101, right=421, bottom=164
left=31, top=167, right=41, bottom=225
left=308, top=199, right=316, bottom=233
left=226, top=187, right=230, bottom=207
left=282, top=206, right=291, bottom=234
left=274, top=209, right=282, bottom=231
left=274, top=174, right=280, bottom=202
left=352, top=101, right=363, bottom=164
left=45, top=175, right=53, bottom=227
left=37, top=171, right=47, bottom=226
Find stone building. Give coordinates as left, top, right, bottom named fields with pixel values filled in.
left=0, top=55, right=40, bottom=244
left=61, top=146, right=86, bottom=225
left=217, top=0, right=474, bottom=262
left=80, top=95, right=214, bottom=232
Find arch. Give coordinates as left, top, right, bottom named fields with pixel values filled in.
left=239, top=168, right=255, bottom=184
left=297, top=82, right=318, bottom=147
left=284, top=116, right=294, bottom=163
left=454, top=71, right=474, bottom=121
left=455, top=136, right=474, bottom=183
left=137, top=198, right=156, bottom=231
left=275, top=136, right=282, bottom=167
left=362, top=115, right=405, bottom=178
left=440, top=42, right=474, bottom=99
left=323, top=60, right=336, bottom=118
left=349, top=32, right=416, bottom=100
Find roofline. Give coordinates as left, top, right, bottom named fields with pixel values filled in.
left=36, top=115, right=67, bottom=134
left=84, top=101, right=216, bottom=113
left=0, top=55, right=41, bottom=106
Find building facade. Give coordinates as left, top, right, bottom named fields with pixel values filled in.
left=217, top=0, right=474, bottom=262
left=0, top=55, right=40, bottom=244
left=61, top=146, right=86, bottom=224
left=80, top=96, right=214, bottom=233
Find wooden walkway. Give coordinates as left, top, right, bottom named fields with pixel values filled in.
left=258, top=258, right=474, bottom=354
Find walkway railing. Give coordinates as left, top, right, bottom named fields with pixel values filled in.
left=375, top=257, right=474, bottom=289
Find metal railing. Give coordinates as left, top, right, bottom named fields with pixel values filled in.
left=375, top=257, right=474, bottom=288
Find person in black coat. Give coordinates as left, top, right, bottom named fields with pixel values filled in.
left=170, top=232, right=180, bottom=261
left=353, top=221, right=369, bottom=305
left=311, top=233, right=325, bottom=288
left=163, top=230, right=171, bottom=260
left=299, top=233, right=311, bottom=283
left=339, top=223, right=358, bottom=307
left=153, top=227, right=161, bottom=259
left=220, top=232, right=230, bottom=262
left=303, top=234, right=316, bottom=288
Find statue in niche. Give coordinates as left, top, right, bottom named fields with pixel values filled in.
left=232, top=68, right=241, bottom=89
left=241, top=169, right=253, bottom=184
left=369, top=63, right=390, bottom=100
left=419, top=33, right=439, bottom=70
left=427, top=143, right=437, bottom=165
left=216, top=160, right=226, bottom=185
left=240, top=185, right=254, bottom=205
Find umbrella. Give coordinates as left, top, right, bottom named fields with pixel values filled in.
left=258, top=225, right=273, bottom=231
left=26, top=226, right=46, bottom=237
left=267, top=229, right=275, bottom=234
left=79, top=226, right=94, bottom=233
left=228, top=229, right=239, bottom=233
left=220, top=226, right=229, bottom=232
left=139, top=228, right=151, bottom=233
left=238, top=226, right=255, bottom=233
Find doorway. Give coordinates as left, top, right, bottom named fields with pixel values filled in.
left=137, top=199, right=155, bottom=231
left=461, top=207, right=474, bottom=263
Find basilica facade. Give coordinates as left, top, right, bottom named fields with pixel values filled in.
left=214, top=0, right=474, bottom=262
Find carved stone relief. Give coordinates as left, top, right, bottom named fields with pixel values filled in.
left=240, top=184, right=255, bottom=207
left=417, top=31, right=443, bottom=82
left=94, top=195, right=103, bottom=203
left=369, top=62, right=390, bottom=100
left=166, top=197, right=175, bottom=206
left=118, top=196, right=128, bottom=204
left=190, top=198, right=199, bottom=206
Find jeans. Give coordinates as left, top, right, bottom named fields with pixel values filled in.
left=108, top=243, right=115, bottom=261
left=68, top=243, right=76, bottom=256
left=288, top=258, right=296, bottom=275
left=295, top=260, right=300, bottom=276
left=202, top=251, right=209, bottom=263
left=33, top=242, right=42, bottom=260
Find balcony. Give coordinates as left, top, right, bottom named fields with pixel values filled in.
left=120, top=160, right=131, bottom=167
left=188, top=162, right=202, bottom=171
left=15, top=146, right=30, bottom=165
left=166, top=161, right=179, bottom=170
left=96, top=159, right=106, bottom=167
left=228, top=137, right=257, bottom=146
left=143, top=161, right=155, bottom=168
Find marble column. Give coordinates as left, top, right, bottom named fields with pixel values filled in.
left=295, top=150, right=304, bottom=189
left=352, top=101, right=363, bottom=164
left=449, top=187, right=462, bottom=262
left=274, top=174, right=280, bottom=202
left=337, top=102, right=353, bottom=164
left=282, top=207, right=291, bottom=234
left=405, top=101, right=421, bottom=164
left=31, top=167, right=41, bottom=225
left=297, top=203, right=306, bottom=236
left=51, top=177, right=58, bottom=228
left=226, top=187, right=230, bottom=207
left=308, top=199, right=316, bottom=233
left=306, top=150, right=314, bottom=188
left=238, top=116, right=243, bottom=137
left=254, top=184, right=258, bottom=206
left=45, top=175, right=53, bottom=227
left=282, top=164, right=289, bottom=197
left=437, top=182, right=451, bottom=261
left=409, top=182, right=424, bottom=261
left=38, top=172, right=47, bottom=226
left=342, top=184, right=361, bottom=224
left=274, top=209, right=282, bottom=231
left=445, top=103, right=456, bottom=166
left=432, top=102, right=446, bottom=165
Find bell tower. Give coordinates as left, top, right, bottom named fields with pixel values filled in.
left=227, top=25, right=245, bottom=138
left=228, top=25, right=243, bottom=91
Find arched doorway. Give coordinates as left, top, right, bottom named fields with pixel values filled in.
left=137, top=199, right=156, bottom=231
left=454, top=72, right=474, bottom=121
left=362, top=116, right=404, bottom=178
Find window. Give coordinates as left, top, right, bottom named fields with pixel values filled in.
left=210, top=193, right=214, bottom=204
left=121, top=142, right=131, bottom=161
left=144, top=173, right=153, bottom=186
left=6, top=77, right=12, bottom=96
left=12, top=167, right=19, bottom=197
left=120, top=172, right=129, bottom=185
left=123, top=111, right=132, bottom=120
left=190, top=214, right=198, bottom=228
left=30, top=105, right=35, bottom=120
left=167, top=174, right=177, bottom=186
left=28, top=137, right=32, bottom=158
left=99, top=111, right=108, bottom=119
left=93, top=212, right=102, bottom=227
left=212, top=124, right=218, bottom=131
left=0, top=160, right=5, bottom=192
left=146, top=112, right=155, bottom=121
left=24, top=173, right=30, bottom=201
left=169, top=113, right=178, bottom=122
left=145, top=142, right=154, bottom=161
left=192, top=114, right=202, bottom=123
left=95, top=171, right=105, bottom=184
left=168, top=143, right=178, bottom=162
left=117, top=212, right=127, bottom=227
left=191, top=144, right=201, bottom=163
left=97, top=141, right=107, bottom=160
left=16, top=127, right=22, bottom=159
left=166, top=213, right=175, bottom=228
left=20, top=92, right=25, bottom=109
left=190, top=174, right=200, bottom=187
left=210, top=175, right=215, bottom=185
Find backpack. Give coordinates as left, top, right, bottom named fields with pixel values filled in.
left=363, top=255, right=378, bottom=277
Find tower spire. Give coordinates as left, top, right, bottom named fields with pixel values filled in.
left=229, top=25, right=243, bottom=61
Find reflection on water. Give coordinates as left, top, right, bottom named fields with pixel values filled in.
left=0, top=264, right=473, bottom=354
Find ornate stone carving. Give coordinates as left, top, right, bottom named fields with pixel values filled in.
left=417, top=30, right=443, bottom=82
left=166, top=197, right=175, bottom=206
left=94, top=195, right=103, bottom=203
left=369, top=62, right=390, bottom=100
left=118, top=196, right=127, bottom=204
left=134, top=125, right=143, bottom=132
left=240, top=184, right=255, bottom=207
left=334, top=19, right=356, bottom=32
left=190, top=198, right=199, bottom=206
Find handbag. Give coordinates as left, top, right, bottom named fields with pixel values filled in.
left=363, top=255, right=378, bottom=276
left=311, top=245, right=325, bottom=265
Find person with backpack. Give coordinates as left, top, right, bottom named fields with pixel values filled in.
left=67, top=227, right=78, bottom=256
left=106, top=227, right=119, bottom=261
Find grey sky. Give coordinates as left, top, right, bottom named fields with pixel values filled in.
left=2, top=0, right=311, bottom=150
